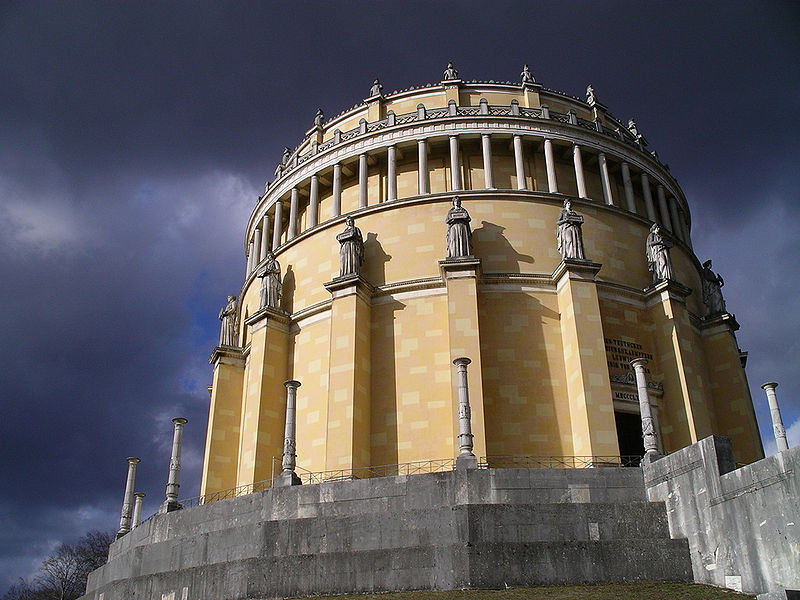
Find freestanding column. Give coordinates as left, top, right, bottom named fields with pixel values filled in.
left=481, top=133, right=494, bottom=189
left=259, top=214, right=270, bottom=261
left=272, top=201, right=283, bottom=250
left=252, top=229, right=262, bottom=270
left=246, top=241, right=254, bottom=275
left=387, top=145, right=397, bottom=201
left=288, top=188, right=299, bottom=239
left=641, top=173, right=657, bottom=222
left=631, top=359, right=659, bottom=455
left=358, top=153, right=368, bottom=208
left=621, top=162, right=636, bottom=213
left=453, top=357, right=477, bottom=468
left=544, top=138, right=558, bottom=193
left=598, top=152, right=614, bottom=205
left=275, top=380, right=302, bottom=486
left=417, top=139, right=429, bottom=194
left=332, top=163, right=342, bottom=217
left=308, top=175, right=319, bottom=228
left=117, top=457, right=140, bottom=539
left=449, top=135, right=462, bottom=191
left=573, top=144, right=587, bottom=198
left=761, top=382, right=789, bottom=452
left=656, top=185, right=671, bottom=231
left=132, top=492, right=145, bottom=528
left=513, top=134, right=526, bottom=190
left=162, top=417, right=187, bottom=513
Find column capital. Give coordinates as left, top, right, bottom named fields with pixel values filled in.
left=126, top=457, right=141, bottom=465
left=284, top=379, right=301, bottom=390
left=630, top=357, right=648, bottom=370
left=172, top=417, right=188, bottom=426
left=761, top=381, right=778, bottom=391
left=453, top=356, right=472, bottom=368
left=134, top=491, right=146, bottom=498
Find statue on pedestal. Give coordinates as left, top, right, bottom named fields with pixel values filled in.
left=701, top=259, right=726, bottom=316
left=369, top=78, right=383, bottom=97
left=442, top=61, right=459, bottom=81
left=521, top=64, right=535, bottom=85
left=556, top=199, right=586, bottom=261
left=313, top=108, right=324, bottom=128
left=281, top=146, right=291, bottom=165
left=258, top=250, right=282, bottom=310
left=628, top=118, right=639, bottom=137
left=337, top=216, right=364, bottom=277
left=445, top=196, right=472, bottom=258
left=646, top=224, right=674, bottom=283
left=586, top=84, right=596, bottom=105
left=218, top=295, right=238, bottom=347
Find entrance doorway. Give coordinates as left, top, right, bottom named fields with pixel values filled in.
left=615, top=411, right=645, bottom=466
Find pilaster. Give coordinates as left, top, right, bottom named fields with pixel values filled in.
left=323, top=275, right=373, bottom=472
left=553, top=259, right=619, bottom=457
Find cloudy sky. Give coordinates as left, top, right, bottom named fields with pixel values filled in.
left=1, top=1, right=798, bottom=591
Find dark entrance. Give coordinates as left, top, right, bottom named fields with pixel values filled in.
left=615, top=411, right=645, bottom=466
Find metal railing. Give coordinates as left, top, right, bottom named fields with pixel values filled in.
left=481, top=455, right=642, bottom=468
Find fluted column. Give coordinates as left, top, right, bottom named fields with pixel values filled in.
left=513, top=134, right=526, bottom=190
left=449, top=135, right=462, bottom=191
left=454, top=357, right=475, bottom=459
left=332, top=163, right=342, bottom=217
left=308, top=175, right=319, bottom=228
left=282, top=380, right=300, bottom=472
left=132, top=492, right=145, bottom=528
left=259, top=214, right=270, bottom=261
left=481, top=133, right=494, bottom=189
left=116, top=457, right=140, bottom=539
left=621, top=162, right=636, bottom=213
left=271, top=201, right=283, bottom=250
left=162, top=417, right=187, bottom=513
left=252, top=229, right=262, bottom=270
left=669, top=197, right=682, bottom=242
left=544, top=138, right=558, bottom=193
left=417, top=139, right=429, bottom=194
left=641, top=173, right=657, bottom=222
left=387, top=145, right=397, bottom=201
left=656, top=185, right=671, bottom=231
left=598, top=152, right=614, bottom=205
left=631, top=359, right=659, bottom=455
left=573, top=144, right=587, bottom=198
left=358, top=153, right=368, bottom=208
left=761, top=382, right=789, bottom=452
left=288, top=188, right=299, bottom=239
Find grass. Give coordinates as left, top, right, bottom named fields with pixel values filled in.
left=289, top=582, right=755, bottom=600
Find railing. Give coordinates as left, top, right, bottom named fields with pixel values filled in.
left=481, top=455, right=642, bottom=468
left=295, top=457, right=458, bottom=484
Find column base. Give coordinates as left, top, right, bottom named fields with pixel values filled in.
left=115, top=529, right=129, bottom=540
left=160, top=499, right=182, bottom=514
left=456, top=454, right=478, bottom=470
left=274, top=471, right=302, bottom=487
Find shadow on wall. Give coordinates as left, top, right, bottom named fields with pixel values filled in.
left=364, top=232, right=392, bottom=287
left=281, top=265, right=295, bottom=314
left=472, top=221, right=534, bottom=273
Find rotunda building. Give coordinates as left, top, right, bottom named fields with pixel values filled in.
left=200, top=67, right=763, bottom=496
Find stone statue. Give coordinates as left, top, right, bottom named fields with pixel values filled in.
left=369, top=78, right=383, bottom=97
left=442, top=61, right=459, bottom=81
left=218, top=295, right=238, bottom=347
left=556, top=199, right=586, bottom=261
left=337, top=216, right=364, bottom=277
left=263, top=181, right=270, bottom=195
left=445, top=196, right=473, bottom=258
left=645, top=224, right=674, bottom=283
left=701, top=260, right=726, bottom=316
left=313, top=108, right=324, bottom=128
left=586, top=84, right=596, bottom=105
left=521, top=64, right=535, bottom=85
left=258, top=250, right=282, bottom=310
left=628, top=118, right=639, bottom=137
left=281, top=146, right=291, bottom=164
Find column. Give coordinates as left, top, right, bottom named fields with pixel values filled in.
left=161, top=417, right=187, bottom=513
left=332, top=163, right=342, bottom=217
left=669, top=197, right=683, bottom=242
left=387, top=145, right=397, bottom=201
left=308, top=175, right=319, bottom=228
left=252, top=229, right=262, bottom=270
left=656, top=185, right=671, bottom=231
left=259, top=214, right=270, bottom=261
left=116, top=457, right=140, bottom=539
left=453, top=357, right=477, bottom=469
left=621, top=162, right=636, bottom=213
left=358, top=153, right=368, bottom=208
left=598, top=152, right=614, bottom=205
left=132, top=492, right=145, bottom=528
left=641, top=173, right=657, bottom=222
left=288, top=188, right=299, bottom=239
left=631, top=359, right=659, bottom=455
left=573, top=144, right=587, bottom=198
left=449, top=135, right=462, bottom=191
left=417, top=139, right=429, bottom=194
left=544, top=138, right=558, bottom=193
left=275, top=380, right=302, bottom=486
left=481, top=133, right=493, bottom=189
left=246, top=241, right=254, bottom=275
left=271, top=201, right=283, bottom=250
left=761, top=382, right=789, bottom=452
left=513, top=134, right=526, bottom=190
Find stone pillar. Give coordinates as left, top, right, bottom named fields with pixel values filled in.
left=252, top=229, right=262, bottom=270
left=246, top=240, right=254, bottom=275
left=116, top=457, right=140, bottom=539
left=308, top=175, right=319, bottom=228
left=417, top=139, right=429, bottom=194
left=631, top=358, right=659, bottom=455
left=621, top=162, right=636, bottom=213
left=275, top=380, right=302, bottom=486
left=387, top=145, right=397, bottom=201
left=656, top=185, right=671, bottom=231
left=259, top=214, right=270, bottom=261
left=761, top=382, right=789, bottom=452
left=288, top=188, right=299, bottom=239
left=669, top=197, right=683, bottom=242
left=513, top=134, right=526, bottom=190
left=132, top=492, right=145, bottom=528
left=332, top=163, right=342, bottom=217
left=449, top=135, right=462, bottom=191
left=544, top=138, right=558, bottom=193
left=161, top=417, right=187, bottom=513
left=641, top=173, right=657, bottom=222
left=358, top=153, right=368, bottom=208
left=272, top=201, right=283, bottom=250
left=453, top=357, right=478, bottom=469
left=573, top=144, right=587, bottom=198
left=598, top=152, right=614, bottom=205
left=481, top=133, right=493, bottom=189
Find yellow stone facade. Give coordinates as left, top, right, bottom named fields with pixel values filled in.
left=201, top=75, right=763, bottom=495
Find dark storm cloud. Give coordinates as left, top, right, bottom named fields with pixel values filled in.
left=1, top=1, right=798, bottom=590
